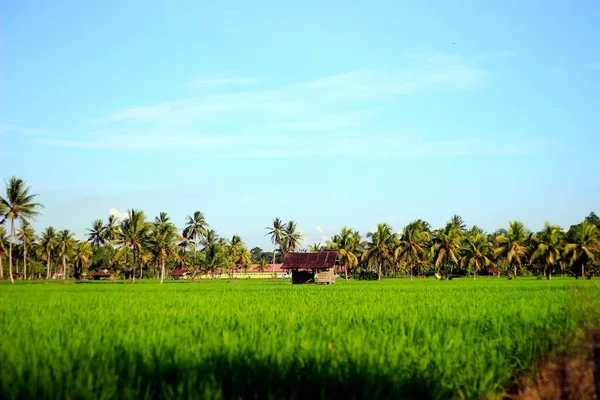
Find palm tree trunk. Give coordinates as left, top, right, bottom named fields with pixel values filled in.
left=9, top=219, right=15, bottom=284
left=62, top=254, right=66, bottom=280
left=23, top=242, right=27, bottom=280
left=410, top=265, right=413, bottom=281
left=140, top=262, right=143, bottom=280
left=131, top=251, right=136, bottom=284
left=46, top=249, right=51, bottom=280
left=272, top=245, right=276, bottom=279
left=0, top=255, right=3, bottom=280
left=547, top=264, right=552, bottom=280
left=514, top=264, right=517, bottom=279
left=160, top=257, right=165, bottom=284
left=344, top=265, right=348, bottom=281
left=582, top=263, right=585, bottom=279
left=377, top=262, right=381, bottom=281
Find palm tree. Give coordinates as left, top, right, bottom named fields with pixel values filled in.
left=114, top=209, right=151, bottom=283
left=564, top=221, right=599, bottom=279
left=0, top=226, right=8, bottom=279
left=363, top=223, right=397, bottom=281
left=530, top=222, right=564, bottom=280
left=73, top=242, right=93, bottom=279
left=461, top=232, right=493, bottom=279
left=103, top=215, right=120, bottom=244
left=57, top=230, right=75, bottom=280
left=203, top=242, right=230, bottom=282
left=330, top=227, right=360, bottom=280
left=183, top=211, right=209, bottom=268
left=495, top=221, right=529, bottom=279
left=16, top=221, right=35, bottom=280
left=200, top=229, right=219, bottom=248
left=282, top=221, right=302, bottom=254
left=149, top=219, right=180, bottom=283
left=0, top=177, right=43, bottom=284
left=431, top=222, right=463, bottom=276
left=265, top=218, right=285, bottom=270
left=450, top=214, right=467, bottom=232
left=87, top=219, right=106, bottom=247
left=40, top=227, right=58, bottom=279
left=396, top=220, right=430, bottom=280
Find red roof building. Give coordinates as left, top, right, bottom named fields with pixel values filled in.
left=282, top=251, right=339, bottom=284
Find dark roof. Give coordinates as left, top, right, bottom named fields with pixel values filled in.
left=171, top=269, right=189, bottom=276
left=93, top=269, right=113, bottom=277
left=282, top=251, right=338, bottom=269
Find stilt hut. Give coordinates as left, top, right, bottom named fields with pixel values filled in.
left=282, top=251, right=339, bottom=284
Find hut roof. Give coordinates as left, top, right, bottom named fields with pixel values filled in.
left=92, top=269, right=113, bottom=277
left=170, top=269, right=189, bottom=276
left=282, top=251, right=338, bottom=269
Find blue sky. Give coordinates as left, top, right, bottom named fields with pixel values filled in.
left=2, top=0, right=599, bottom=248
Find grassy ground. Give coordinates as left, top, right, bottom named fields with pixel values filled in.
left=1, top=278, right=599, bottom=399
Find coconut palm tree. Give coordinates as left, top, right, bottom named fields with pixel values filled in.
left=0, top=177, right=43, bottom=284
left=40, top=226, right=58, bottom=279
left=564, top=221, right=599, bottom=279
left=203, top=242, right=230, bottom=282
left=200, top=229, right=219, bottom=248
left=265, top=218, right=285, bottom=267
left=363, top=223, right=397, bottom=281
left=183, top=211, right=208, bottom=267
left=431, top=222, right=463, bottom=276
left=450, top=214, right=467, bottom=232
left=0, top=226, right=8, bottom=279
left=16, top=221, right=35, bottom=280
left=282, top=221, right=302, bottom=254
left=396, top=220, right=431, bottom=280
left=460, top=232, right=493, bottom=279
left=104, top=215, right=120, bottom=244
left=73, top=242, right=93, bottom=279
left=87, top=219, right=106, bottom=247
left=329, top=227, right=360, bottom=280
left=530, top=222, right=564, bottom=280
left=114, top=209, right=151, bottom=283
left=57, top=230, right=76, bottom=280
left=495, top=221, right=529, bottom=279
left=149, top=219, right=180, bottom=283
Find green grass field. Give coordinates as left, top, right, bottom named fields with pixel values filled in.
left=1, top=278, right=599, bottom=399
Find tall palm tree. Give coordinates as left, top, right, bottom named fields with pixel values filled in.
left=17, top=221, right=35, bottom=280
left=495, top=221, right=529, bottom=279
left=183, top=211, right=208, bottom=268
left=87, top=219, right=106, bottom=247
left=530, top=222, right=564, bottom=280
left=0, top=177, right=43, bottom=284
left=330, top=227, right=360, bottom=280
left=0, top=226, right=8, bottom=280
left=57, top=230, right=75, bottom=280
left=149, top=219, right=180, bottom=283
left=103, top=215, right=120, bottom=244
left=265, top=218, right=285, bottom=267
left=450, top=214, right=467, bottom=232
left=40, top=227, right=58, bottom=279
left=200, top=229, right=219, bottom=248
left=363, top=223, right=397, bottom=281
left=564, top=221, right=599, bottom=279
left=73, top=242, right=93, bottom=279
left=396, top=220, right=431, bottom=280
left=432, top=222, right=463, bottom=276
left=460, top=232, right=493, bottom=279
left=282, top=221, right=302, bottom=254
left=114, top=209, right=151, bottom=283
left=203, top=242, right=230, bottom=282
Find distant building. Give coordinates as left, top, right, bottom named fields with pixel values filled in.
left=92, top=269, right=114, bottom=280
left=282, top=251, right=339, bottom=284
left=170, top=269, right=190, bottom=280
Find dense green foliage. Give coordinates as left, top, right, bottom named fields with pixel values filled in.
left=1, top=176, right=600, bottom=282
left=1, top=279, right=599, bottom=399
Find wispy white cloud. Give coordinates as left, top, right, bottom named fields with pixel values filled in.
left=35, top=53, right=539, bottom=158
left=189, top=76, right=261, bottom=88
left=0, top=125, right=45, bottom=135
left=108, top=208, right=128, bottom=221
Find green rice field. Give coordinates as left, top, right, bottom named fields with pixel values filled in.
left=1, top=278, right=599, bottom=399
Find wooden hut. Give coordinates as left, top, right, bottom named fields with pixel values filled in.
left=92, top=269, right=114, bottom=280
left=282, top=251, right=339, bottom=284
left=170, top=269, right=190, bottom=280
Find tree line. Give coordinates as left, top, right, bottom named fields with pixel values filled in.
left=1, top=176, right=599, bottom=283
